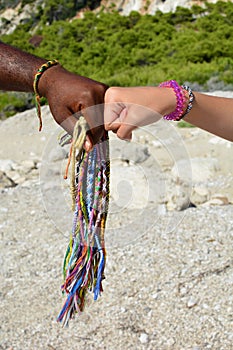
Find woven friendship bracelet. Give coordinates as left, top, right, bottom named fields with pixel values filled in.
left=57, top=118, right=110, bottom=326
left=33, top=59, right=59, bottom=131
left=159, top=80, right=187, bottom=121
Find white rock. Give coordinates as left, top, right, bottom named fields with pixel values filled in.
left=152, top=293, right=158, bottom=299
left=202, top=198, right=228, bottom=207
left=110, top=163, right=150, bottom=209
left=0, top=207, right=8, bottom=213
left=0, top=159, right=16, bottom=172
left=191, top=186, right=209, bottom=205
left=117, top=0, right=215, bottom=15
left=187, top=297, right=198, bottom=308
left=211, top=194, right=229, bottom=205
left=139, top=333, right=149, bottom=344
left=13, top=159, right=36, bottom=174
left=21, top=159, right=36, bottom=172
left=172, top=158, right=219, bottom=183
left=166, top=338, right=176, bottom=346
left=166, top=192, right=190, bottom=211
left=157, top=204, right=166, bottom=215
left=16, top=177, right=27, bottom=184
left=0, top=171, right=16, bottom=188
left=111, top=141, right=150, bottom=164
left=180, top=287, right=187, bottom=296
left=5, top=170, right=22, bottom=184
left=47, top=145, right=67, bottom=162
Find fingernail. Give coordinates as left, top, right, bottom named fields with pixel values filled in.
left=84, top=139, right=92, bottom=152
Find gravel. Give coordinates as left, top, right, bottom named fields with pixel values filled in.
left=0, top=105, right=232, bottom=350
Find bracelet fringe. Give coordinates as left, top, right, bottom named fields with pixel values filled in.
left=57, top=117, right=110, bottom=326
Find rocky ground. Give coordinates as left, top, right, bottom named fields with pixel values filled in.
left=0, top=99, right=232, bottom=350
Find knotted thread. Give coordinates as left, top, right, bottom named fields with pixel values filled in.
left=33, top=60, right=59, bottom=131
left=57, top=117, right=110, bottom=326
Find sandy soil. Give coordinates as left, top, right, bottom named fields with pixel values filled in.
left=0, top=102, right=232, bottom=350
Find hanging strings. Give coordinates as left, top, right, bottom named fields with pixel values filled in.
left=57, top=117, right=110, bottom=326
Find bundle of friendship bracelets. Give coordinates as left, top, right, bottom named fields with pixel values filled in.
left=33, top=61, right=194, bottom=326
left=58, top=119, right=110, bottom=326
left=34, top=60, right=110, bottom=326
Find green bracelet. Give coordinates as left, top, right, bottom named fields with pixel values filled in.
left=33, top=59, right=59, bottom=131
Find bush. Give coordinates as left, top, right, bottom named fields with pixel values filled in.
left=2, top=1, right=233, bottom=118
left=0, top=92, right=34, bottom=118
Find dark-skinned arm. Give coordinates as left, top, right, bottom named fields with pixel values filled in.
left=0, top=41, right=108, bottom=150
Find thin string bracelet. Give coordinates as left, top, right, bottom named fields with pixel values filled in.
left=33, top=59, right=59, bottom=131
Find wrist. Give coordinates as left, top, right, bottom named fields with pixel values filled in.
left=155, top=86, right=177, bottom=116
left=37, top=62, right=63, bottom=98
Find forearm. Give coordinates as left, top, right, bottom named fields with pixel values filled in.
left=104, top=86, right=233, bottom=142
left=184, top=92, right=233, bottom=142
left=0, top=41, right=46, bottom=93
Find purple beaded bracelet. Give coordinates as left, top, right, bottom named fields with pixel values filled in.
left=159, top=80, right=187, bottom=121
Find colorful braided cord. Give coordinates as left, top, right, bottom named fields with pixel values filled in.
left=57, top=119, right=110, bottom=326
left=33, top=60, right=59, bottom=131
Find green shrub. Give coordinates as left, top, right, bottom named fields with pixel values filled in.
left=2, top=1, right=233, bottom=118
left=0, top=92, right=34, bottom=118
left=177, top=120, right=195, bottom=128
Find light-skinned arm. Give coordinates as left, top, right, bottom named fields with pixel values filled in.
left=104, top=86, right=233, bottom=142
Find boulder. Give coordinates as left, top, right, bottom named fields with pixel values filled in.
left=171, top=157, right=219, bottom=183
left=0, top=170, right=16, bottom=188
left=191, top=186, right=209, bottom=205
left=110, top=140, right=150, bottom=165
left=0, top=159, right=16, bottom=173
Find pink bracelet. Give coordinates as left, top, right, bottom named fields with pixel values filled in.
left=159, top=80, right=187, bottom=121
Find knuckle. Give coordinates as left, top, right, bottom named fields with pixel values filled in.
left=82, top=89, right=92, bottom=102
left=105, top=87, right=118, bottom=103
left=104, top=123, right=111, bottom=131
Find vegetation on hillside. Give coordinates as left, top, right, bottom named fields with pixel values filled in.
left=1, top=0, right=233, bottom=118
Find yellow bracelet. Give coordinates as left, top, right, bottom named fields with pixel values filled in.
left=33, top=59, right=59, bottom=131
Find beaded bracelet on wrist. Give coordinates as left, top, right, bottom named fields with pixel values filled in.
left=159, top=80, right=195, bottom=121
left=159, top=80, right=187, bottom=121
left=180, top=84, right=195, bottom=119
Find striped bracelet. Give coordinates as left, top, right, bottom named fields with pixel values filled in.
left=180, top=84, right=195, bottom=119
left=33, top=59, right=59, bottom=131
